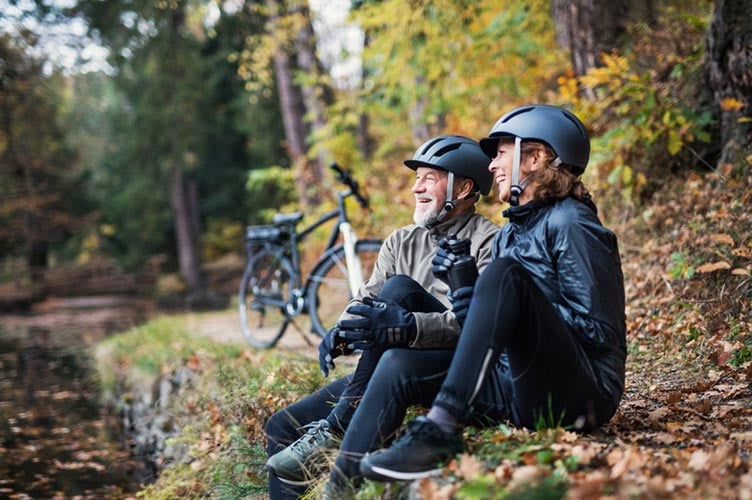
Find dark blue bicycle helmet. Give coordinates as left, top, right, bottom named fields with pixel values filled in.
left=479, top=104, right=590, bottom=175
left=404, top=135, right=493, bottom=195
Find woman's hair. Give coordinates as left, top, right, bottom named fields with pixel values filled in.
left=517, top=140, right=591, bottom=204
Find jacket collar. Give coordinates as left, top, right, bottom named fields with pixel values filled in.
left=428, top=207, right=477, bottom=238
left=502, top=199, right=547, bottom=221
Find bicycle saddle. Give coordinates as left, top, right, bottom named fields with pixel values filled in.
left=273, top=212, right=304, bottom=225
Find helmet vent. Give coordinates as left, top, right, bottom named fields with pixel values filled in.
left=432, top=143, right=462, bottom=158
left=501, top=106, right=534, bottom=123
left=562, top=112, right=587, bottom=138
left=420, top=137, right=445, bottom=154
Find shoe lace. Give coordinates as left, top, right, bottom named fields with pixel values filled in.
left=389, top=418, right=438, bottom=452
left=290, top=420, right=330, bottom=455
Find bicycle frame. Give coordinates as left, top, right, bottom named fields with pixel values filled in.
left=257, top=186, right=363, bottom=316
left=298, top=188, right=364, bottom=294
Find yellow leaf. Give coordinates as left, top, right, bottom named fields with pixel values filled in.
left=696, top=261, right=731, bottom=273
left=667, top=130, right=682, bottom=155
left=720, top=97, right=745, bottom=112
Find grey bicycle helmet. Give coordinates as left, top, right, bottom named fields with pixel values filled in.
left=404, top=135, right=493, bottom=195
left=479, top=104, right=590, bottom=175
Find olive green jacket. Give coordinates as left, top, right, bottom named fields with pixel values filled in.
left=339, top=208, right=498, bottom=348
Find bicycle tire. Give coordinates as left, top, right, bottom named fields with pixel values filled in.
left=238, top=246, right=300, bottom=348
left=307, top=239, right=383, bottom=337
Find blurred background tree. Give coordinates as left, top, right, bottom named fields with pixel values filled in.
left=0, top=0, right=748, bottom=298
left=0, top=31, right=91, bottom=283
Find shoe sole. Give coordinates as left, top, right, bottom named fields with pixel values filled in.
left=361, top=462, right=443, bottom=482
left=275, top=474, right=316, bottom=486
left=267, top=465, right=318, bottom=486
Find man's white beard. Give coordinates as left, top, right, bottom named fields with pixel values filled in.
left=413, top=199, right=444, bottom=228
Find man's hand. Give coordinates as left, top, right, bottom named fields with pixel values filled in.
left=318, top=326, right=352, bottom=377
left=339, top=297, right=416, bottom=350
left=449, top=286, right=474, bottom=327
left=432, top=235, right=478, bottom=291
left=431, top=242, right=459, bottom=285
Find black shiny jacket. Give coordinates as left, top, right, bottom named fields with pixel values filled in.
left=493, top=197, right=627, bottom=406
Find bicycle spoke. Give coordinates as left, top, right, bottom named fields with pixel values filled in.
left=239, top=246, right=297, bottom=349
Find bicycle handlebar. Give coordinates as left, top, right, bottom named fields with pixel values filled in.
left=329, top=162, right=370, bottom=209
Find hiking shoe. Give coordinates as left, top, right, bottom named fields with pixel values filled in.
left=359, top=416, right=464, bottom=481
left=266, top=419, right=339, bottom=485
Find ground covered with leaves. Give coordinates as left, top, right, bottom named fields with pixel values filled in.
left=98, top=168, right=752, bottom=499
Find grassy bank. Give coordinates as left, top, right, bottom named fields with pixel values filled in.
left=93, top=316, right=326, bottom=499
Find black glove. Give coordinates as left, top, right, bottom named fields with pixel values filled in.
left=318, top=326, right=352, bottom=377
left=339, top=297, right=416, bottom=350
left=449, top=285, right=474, bottom=327
left=432, top=235, right=478, bottom=291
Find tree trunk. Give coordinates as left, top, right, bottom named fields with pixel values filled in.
left=266, top=0, right=329, bottom=208
left=705, top=0, right=752, bottom=167
left=170, top=165, right=203, bottom=290
left=168, top=5, right=203, bottom=291
left=290, top=0, right=330, bottom=205
left=1, top=90, right=48, bottom=283
left=357, top=32, right=374, bottom=159
left=268, top=0, right=308, bottom=162
left=552, top=0, right=628, bottom=79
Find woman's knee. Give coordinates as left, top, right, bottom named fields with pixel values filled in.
left=476, top=257, right=527, bottom=292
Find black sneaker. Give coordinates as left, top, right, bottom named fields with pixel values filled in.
left=359, top=416, right=464, bottom=481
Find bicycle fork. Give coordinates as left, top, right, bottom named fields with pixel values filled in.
left=339, top=222, right=365, bottom=296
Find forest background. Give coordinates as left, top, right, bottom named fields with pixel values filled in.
left=1, top=0, right=752, bottom=498
left=1, top=0, right=748, bottom=296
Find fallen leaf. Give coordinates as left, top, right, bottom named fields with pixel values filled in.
left=570, top=443, right=602, bottom=464
left=655, top=432, right=677, bottom=444
left=729, top=432, right=752, bottom=442
left=696, top=261, right=731, bottom=273
left=688, top=450, right=710, bottom=471
left=508, top=465, right=549, bottom=490
left=457, top=453, right=484, bottom=480
left=720, top=97, right=745, bottom=112
left=710, top=234, right=734, bottom=246
left=649, top=407, right=670, bottom=421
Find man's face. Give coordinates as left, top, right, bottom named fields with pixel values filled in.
left=411, top=166, right=448, bottom=227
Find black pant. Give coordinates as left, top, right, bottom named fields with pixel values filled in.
left=265, top=275, right=446, bottom=499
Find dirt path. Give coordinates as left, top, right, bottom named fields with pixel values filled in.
left=184, top=308, right=321, bottom=360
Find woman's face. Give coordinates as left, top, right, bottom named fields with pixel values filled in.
left=488, top=140, right=539, bottom=205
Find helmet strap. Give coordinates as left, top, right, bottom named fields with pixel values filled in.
left=443, top=172, right=455, bottom=212
left=429, top=172, right=455, bottom=226
left=510, top=136, right=523, bottom=206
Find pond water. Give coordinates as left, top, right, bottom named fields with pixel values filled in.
left=0, top=297, right=155, bottom=499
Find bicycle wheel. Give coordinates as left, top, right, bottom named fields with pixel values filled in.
left=307, top=239, right=382, bottom=337
left=238, top=246, right=300, bottom=348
